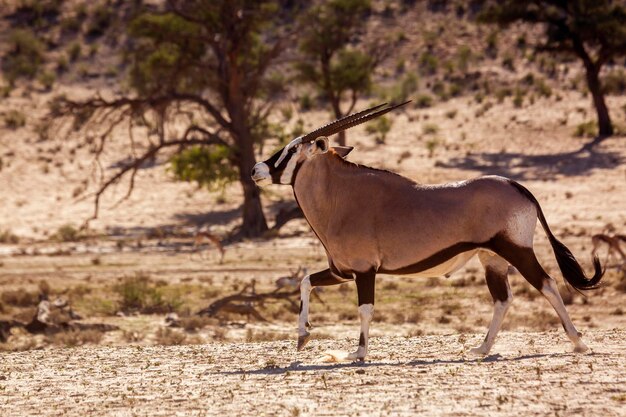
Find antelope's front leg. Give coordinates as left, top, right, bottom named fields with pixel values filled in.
left=297, top=269, right=346, bottom=351
left=348, top=270, right=376, bottom=361
left=297, top=274, right=313, bottom=350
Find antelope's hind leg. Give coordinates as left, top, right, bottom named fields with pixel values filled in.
left=298, top=269, right=347, bottom=351
left=470, top=251, right=512, bottom=356
left=494, top=242, right=589, bottom=353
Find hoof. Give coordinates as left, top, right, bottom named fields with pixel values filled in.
left=297, top=332, right=311, bottom=351
left=574, top=342, right=589, bottom=353
left=469, top=346, right=489, bottom=356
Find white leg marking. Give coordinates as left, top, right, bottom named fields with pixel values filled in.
left=470, top=299, right=511, bottom=355
left=541, top=279, right=588, bottom=352
left=347, top=304, right=374, bottom=361
left=472, top=251, right=511, bottom=355
left=297, top=276, right=312, bottom=351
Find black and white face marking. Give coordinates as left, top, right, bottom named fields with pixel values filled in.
left=250, top=137, right=329, bottom=187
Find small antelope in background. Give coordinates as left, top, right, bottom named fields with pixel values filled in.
left=591, top=233, right=626, bottom=267
left=251, top=102, right=604, bottom=361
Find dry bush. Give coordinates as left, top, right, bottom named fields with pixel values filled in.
left=338, top=311, right=357, bottom=321
left=123, top=330, right=145, bottom=343
left=53, top=224, right=81, bottom=242
left=0, top=336, right=38, bottom=352
left=382, top=281, right=399, bottom=291
left=245, top=328, right=290, bottom=342
left=407, top=310, right=422, bottom=323
left=1, top=288, right=39, bottom=307
left=514, top=284, right=538, bottom=300
left=180, top=315, right=215, bottom=332
left=438, top=315, right=452, bottom=324
left=390, top=311, right=407, bottom=324
left=155, top=327, right=188, bottom=345
left=615, top=270, right=626, bottom=293
left=49, top=329, right=104, bottom=347
left=0, top=229, right=19, bottom=244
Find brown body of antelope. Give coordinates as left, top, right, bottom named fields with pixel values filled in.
left=251, top=103, right=604, bottom=361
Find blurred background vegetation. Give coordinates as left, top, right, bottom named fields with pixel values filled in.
left=1, top=0, right=626, bottom=238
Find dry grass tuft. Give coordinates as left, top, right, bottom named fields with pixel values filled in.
left=49, top=329, right=104, bottom=347
left=245, top=328, right=291, bottom=342
left=155, top=327, right=192, bottom=345
left=1, top=288, right=39, bottom=307
left=180, top=315, right=216, bottom=332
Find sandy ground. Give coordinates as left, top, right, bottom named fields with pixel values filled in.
left=2, top=329, right=625, bottom=416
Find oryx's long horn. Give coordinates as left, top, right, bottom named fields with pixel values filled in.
left=301, top=101, right=411, bottom=143
left=300, top=103, right=389, bottom=143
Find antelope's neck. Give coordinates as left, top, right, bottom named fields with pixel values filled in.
left=292, top=154, right=345, bottom=239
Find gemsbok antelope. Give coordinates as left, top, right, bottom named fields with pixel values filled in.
left=251, top=102, right=604, bottom=361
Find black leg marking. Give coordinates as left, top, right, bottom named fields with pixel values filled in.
left=485, top=267, right=509, bottom=302
left=309, top=268, right=350, bottom=287
left=355, top=270, right=376, bottom=306
left=489, top=237, right=547, bottom=290
left=359, top=332, right=365, bottom=347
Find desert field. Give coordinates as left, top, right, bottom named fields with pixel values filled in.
left=1, top=1, right=626, bottom=416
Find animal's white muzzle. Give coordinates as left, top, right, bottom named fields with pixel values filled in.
left=251, top=162, right=272, bottom=186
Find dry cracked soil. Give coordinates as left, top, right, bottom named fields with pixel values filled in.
left=2, top=329, right=626, bottom=416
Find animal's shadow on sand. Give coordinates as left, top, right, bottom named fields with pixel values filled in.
left=437, top=139, right=624, bottom=181
left=218, top=352, right=599, bottom=376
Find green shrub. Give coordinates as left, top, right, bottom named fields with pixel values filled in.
left=56, top=55, right=69, bottom=73
left=169, top=145, right=237, bottom=193
left=513, top=88, right=525, bottom=108
left=60, top=16, right=80, bottom=33
left=3, top=110, right=26, bottom=129
left=602, top=69, right=626, bottom=95
left=448, top=82, right=463, bottom=97
left=419, top=51, right=438, bottom=75
left=574, top=121, right=597, bottom=138
left=38, top=71, right=56, bottom=90
left=115, top=274, right=183, bottom=314
left=299, top=93, right=312, bottom=111
left=365, top=116, right=392, bottom=144
left=456, top=45, right=472, bottom=72
left=86, top=5, right=112, bottom=37
left=414, top=94, right=433, bottom=108
left=422, top=123, right=439, bottom=135
left=486, top=30, right=498, bottom=57
left=68, top=42, right=82, bottom=62
left=389, top=72, right=419, bottom=103
left=2, top=29, right=45, bottom=84
left=54, top=224, right=80, bottom=242
left=502, top=55, right=515, bottom=71
left=425, top=138, right=440, bottom=157
left=534, top=78, right=552, bottom=98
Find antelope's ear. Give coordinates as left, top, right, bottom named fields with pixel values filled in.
left=332, top=146, right=354, bottom=159
left=313, top=136, right=329, bottom=154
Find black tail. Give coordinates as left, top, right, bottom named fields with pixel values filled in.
left=508, top=180, right=604, bottom=290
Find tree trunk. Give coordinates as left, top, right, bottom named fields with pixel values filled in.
left=331, top=99, right=346, bottom=146
left=584, top=63, right=613, bottom=137
left=237, top=133, right=268, bottom=238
